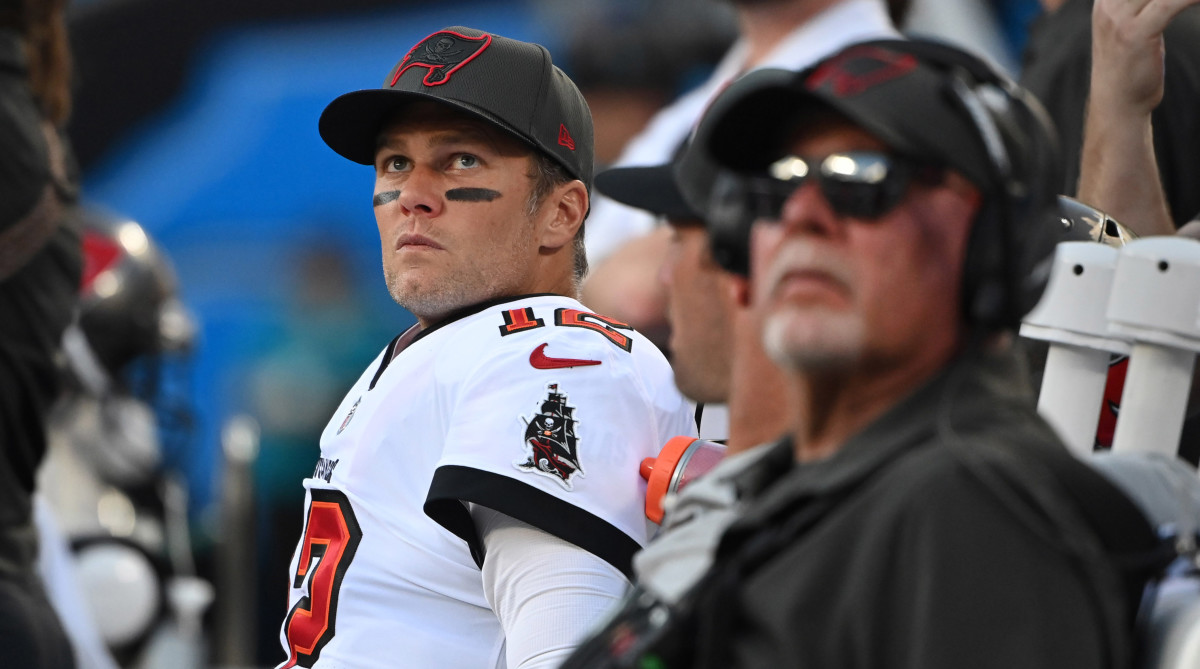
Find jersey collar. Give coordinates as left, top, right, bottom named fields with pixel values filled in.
left=369, top=293, right=565, bottom=390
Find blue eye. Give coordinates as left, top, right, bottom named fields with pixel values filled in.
left=455, top=154, right=479, bottom=169
left=385, top=156, right=409, bottom=172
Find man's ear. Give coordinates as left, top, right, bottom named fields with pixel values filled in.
left=539, top=180, right=588, bottom=250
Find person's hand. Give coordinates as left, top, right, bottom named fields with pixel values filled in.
left=1090, top=0, right=1200, bottom=116
left=1080, top=0, right=1200, bottom=236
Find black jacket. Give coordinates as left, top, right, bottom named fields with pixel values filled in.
left=565, top=347, right=1158, bottom=669
left=0, top=27, right=80, bottom=576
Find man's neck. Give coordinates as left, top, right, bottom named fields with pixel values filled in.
left=786, top=346, right=956, bottom=463
left=1039, top=0, right=1069, bottom=13
left=737, top=0, right=849, bottom=67
left=727, top=306, right=794, bottom=454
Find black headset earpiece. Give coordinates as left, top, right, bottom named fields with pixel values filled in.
left=932, top=53, right=1062, bottom=331
left=706, top=171, right=755, bottom=277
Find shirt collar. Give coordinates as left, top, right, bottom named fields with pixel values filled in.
left=731, top=346, right=1035, bottom=525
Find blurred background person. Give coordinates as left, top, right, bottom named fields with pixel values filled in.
left=0, top=0, right=83, bottom=666
left=37, top=207, right=210, bottom=669
left=1021, top=0, right=1200, bottom=235
left=593, top=150, right=791, bottom=452
left=904, top=0, right=1033, bottom=73
left=552, top=0, right=737, bottom=171
left=1012, top=0, right=1200, bottom=463
left=1070, top=0, right=1200, bottom=463
left=1076, top=0, right=1200, bottom=233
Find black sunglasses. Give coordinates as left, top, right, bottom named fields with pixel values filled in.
left=725, top=151, right=945, bottom=222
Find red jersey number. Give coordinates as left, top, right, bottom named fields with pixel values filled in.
left=496, top=307, right=635, bottom=351
left=281, top=489, right=363, bottom=668
left=554, top=308, right=634, bottom=351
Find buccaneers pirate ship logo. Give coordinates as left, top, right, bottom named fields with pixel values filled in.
left=390, top=30, right=492, bottom=87
left=515, top=384, right=585, bottom=490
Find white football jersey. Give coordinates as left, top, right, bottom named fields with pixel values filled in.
left=277, top=294, right=696, bottom=669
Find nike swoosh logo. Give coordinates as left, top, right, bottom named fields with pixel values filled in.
left=529, top=343, right=602, bottom=369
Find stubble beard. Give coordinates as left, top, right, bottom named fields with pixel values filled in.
left=761, top=305, right=865, bottom=372
left=383, top=218, right=535, bottom=322
left=384, top=256, right=525, bottom=322
left=757, top=241, right=865, bottom=371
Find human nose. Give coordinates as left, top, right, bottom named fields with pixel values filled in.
left=777, top=178, right=839, bottom=238
left=394, top=166, right=444, bottom=218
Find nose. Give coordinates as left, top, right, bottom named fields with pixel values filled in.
left=777, top=179, right=839, bottom=238
left=393, top=166, right=444, bottom=218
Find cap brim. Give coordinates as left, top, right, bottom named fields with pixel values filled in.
left=594, top=164, right=700, bottom=221
left=318, top=88, right=537, bottom=166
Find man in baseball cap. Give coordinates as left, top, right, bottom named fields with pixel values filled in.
left=276, top=26, right=695, bottom=669
left=594, top=149, right=790, bottom=451
left=679, top=38, right=1066, bottom=330
left=563, top=38, right=1161, bottom=668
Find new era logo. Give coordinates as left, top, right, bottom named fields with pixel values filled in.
left=558, top=124, right=575, bottom=151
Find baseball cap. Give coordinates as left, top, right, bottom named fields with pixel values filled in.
left=594, top=145, right=701, bottom=222
left=319, top=26, right=594, bottom=189
left=677, top=39, right=1001, bottom=212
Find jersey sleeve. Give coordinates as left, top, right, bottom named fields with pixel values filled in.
left=424, top=322, right=695, bottom=578
left=472, top=505, right=629, bottom=669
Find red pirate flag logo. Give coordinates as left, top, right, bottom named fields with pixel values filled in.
left=515, top=384, right=584, bottom=490
left=390, top=30, right=492, bottom=87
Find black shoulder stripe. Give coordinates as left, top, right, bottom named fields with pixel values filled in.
left=425, top=465, right=640, bottom=579
left=369, top=334, right=403, bottom=391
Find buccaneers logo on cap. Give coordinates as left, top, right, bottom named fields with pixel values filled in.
left=515, top=384, right=585, bottom=490
left=391, top=30, right=492, bottom=87
left=805, top=45, right=918, bottom=98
